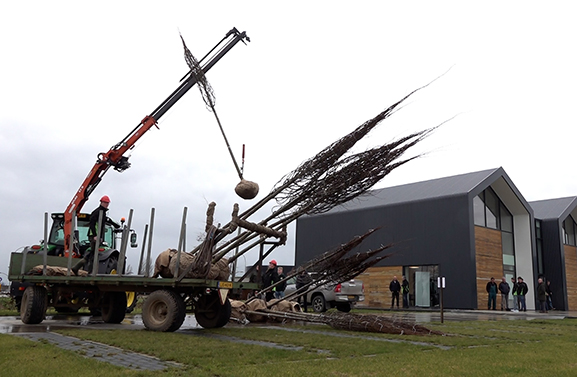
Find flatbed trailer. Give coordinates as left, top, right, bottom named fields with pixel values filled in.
left=9, top=252, right=258, bottom=332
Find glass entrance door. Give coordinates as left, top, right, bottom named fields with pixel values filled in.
left=415, top=271, right=430, bottom=307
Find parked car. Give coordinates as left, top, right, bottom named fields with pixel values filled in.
left=284, top=275, right=364, bottom=312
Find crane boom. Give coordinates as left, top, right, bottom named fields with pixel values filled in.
left=64, top=28, right=250, bottom=256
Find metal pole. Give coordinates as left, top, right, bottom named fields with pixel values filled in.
left=174, top=207, right=187, bottom=279
left=138, top=224, right=148, bottom=275
left=92, top=210, right=104, bottom=276
left=145, top=208, right=155, bottom=278
left=42, top=212, right=48, bottom=276
left=117, top=209, right=133, bottom=276
left=67, top=211, right=77, bottom=276
left=231, top=228, right=241, bottom=282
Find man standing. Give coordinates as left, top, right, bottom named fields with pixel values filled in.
left=537, top=277, right=548, bottom=313
left=275, top=266, right=286, bottom=299
left=511, top=277, right=519, bottom=312
left=498, top=277, right=510, bottom=311
left=72, top=195, right=110, bottom=275
left=486, top=277, right=498, bottom=310
left=262, top=260, right=279, bottom=302
left=296, top=267, right=312, bottom=312
left=389, top=276, right=401, bottom=309
left=517, top=276, right=529, bottom=312
left=402, top=276, right=410, bottom=308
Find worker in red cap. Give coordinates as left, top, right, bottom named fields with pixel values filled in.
left=262, top=259, right=279, bottom=301
left=72, top=195, right=111, bottom=275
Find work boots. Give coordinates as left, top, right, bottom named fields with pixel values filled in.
left=71, top=258, right=86, bottom=276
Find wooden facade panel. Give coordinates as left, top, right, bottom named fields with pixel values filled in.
left=357, top=266, right=402, bottom=308
left=475, top=226, right=504, bottom=309
left=564, top=245, right=577, bottom=310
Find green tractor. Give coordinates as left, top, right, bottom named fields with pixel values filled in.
left=10, top=212, right=138, bottom=313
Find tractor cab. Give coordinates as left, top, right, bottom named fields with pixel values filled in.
left=48, top=213, right=121, bottom=257
left=22, top=213, right=123, bottom=257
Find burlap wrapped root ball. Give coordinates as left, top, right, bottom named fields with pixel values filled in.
left=154, top=249, right=230, bottom=280
left=235, top=179, right=259, bottom=200
left=168, top=251, right=230, bottom=280
left=229, top=300, right=248, bottom=322
left=268, top=299, right=302, bottom=322
left=153, top=249, right=177, bottom=278
left=245, top=299, right=268, bottom=323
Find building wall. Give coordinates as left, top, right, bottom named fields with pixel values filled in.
left=357, top=266, right=402, bottom=308
left=474, top=226, right=504, bottom=309
left=541, top=219, right=567, bottom=310
left=564, top=245, right=577, bottom=310
left=296, top=195, right=478, bottom=309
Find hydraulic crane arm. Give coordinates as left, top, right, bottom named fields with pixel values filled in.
left=64, top=28, right=250, bottom=256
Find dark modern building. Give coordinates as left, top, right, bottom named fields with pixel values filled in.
left=530, top=197, right=577, bottom=310
left=295, top=167, right=537, bottom=310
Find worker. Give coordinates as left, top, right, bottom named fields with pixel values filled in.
left=262, top=260, right=279, bottom=302
left=72, top=195, right=110, bottom=275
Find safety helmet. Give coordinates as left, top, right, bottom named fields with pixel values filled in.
left=100, top=195, right=111, bottom=203
left=269, top=259, right=277, bottom=266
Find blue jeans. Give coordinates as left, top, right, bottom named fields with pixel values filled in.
left=518, top=295, right=526, bottom=311
left=274, top=291, right=285, bottom=299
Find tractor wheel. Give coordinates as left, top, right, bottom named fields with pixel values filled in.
left=101, top=292, right=127, bottom=324
left=21, top=286, right=48, bottom=324
left=105, top=256, right=119, bottom=274
left=312, top=294, right=327, bottom=313
left=142, top=290, right=186, bottom=332
left=125, top=291, right=138, bottom=313
left=195, top=294, right=231, bottom=329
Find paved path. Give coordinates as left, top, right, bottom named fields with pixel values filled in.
left=10, top=331, right=181, bottom=371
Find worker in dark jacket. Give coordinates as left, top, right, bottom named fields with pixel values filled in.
left=517, top=276, right=529, bottom=312
left=389, top=276, right=401, bottom=309
left=296, top=267, right=313, bottom=312
left=275, top=266, right=287, bottom=299
left=486, top=277, right=498, bottom=310
left=511, top=277, right=519, bottom=311
left=401, top=276, right=410, bottom=308
left=537, top=277, right=548, bottom=313
left=262, top=260, right=279, bottom=302
left=72, top=195, right=110, bottom=275
left=498, top=277, right=510, bottom=311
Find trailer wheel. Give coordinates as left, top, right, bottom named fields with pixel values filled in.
left=142, top=290, right=185, bottom=332
left=125, top=292, right=138, bottom=313
left=20, top=286, right=48, bottom=324
left=101, top=292, right=127, bottom=324
left=195, top=294, right=231, bottom=329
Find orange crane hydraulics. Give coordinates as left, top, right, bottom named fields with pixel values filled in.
left=63, top=28, right=250, bottom=257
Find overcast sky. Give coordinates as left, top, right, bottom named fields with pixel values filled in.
left=1, top=1, right=576, bottom=279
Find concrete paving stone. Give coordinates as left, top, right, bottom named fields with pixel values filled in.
left=11, top=332, right=181, bottom=371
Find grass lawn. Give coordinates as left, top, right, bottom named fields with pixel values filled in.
left=2, top=315, right=577, bottom=376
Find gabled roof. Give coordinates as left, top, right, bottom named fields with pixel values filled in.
left=530, top=197, right=577, bottom=220
left=328, top=168, right=503, bottom=213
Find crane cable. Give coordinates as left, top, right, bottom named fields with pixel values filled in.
left=180, top=33, right=243, bottom=180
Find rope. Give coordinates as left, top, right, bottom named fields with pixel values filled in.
left=180, top=34, right=243, bottom=179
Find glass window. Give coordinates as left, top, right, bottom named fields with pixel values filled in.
left=500, top=203, right=513, bottom=233
left=502, top=232, right=515, bottom=256
left=473, top=195, right=485, bottom=226
left=563, top=217, right=576, bottom=246
left=485, top=189, right=499, bottom=229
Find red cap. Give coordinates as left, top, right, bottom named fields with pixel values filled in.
left=100, top=195, right=111, bottom=203
left=270, top=260, right=277, bottom=266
